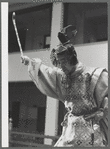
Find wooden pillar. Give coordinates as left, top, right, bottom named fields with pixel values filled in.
left=44, top=2, right=64, bottom=145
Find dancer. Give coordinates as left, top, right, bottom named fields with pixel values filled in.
left=21, top=25, right=108, bottom=147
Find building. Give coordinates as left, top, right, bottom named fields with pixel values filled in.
left=8, top=2, right=108, bottom=146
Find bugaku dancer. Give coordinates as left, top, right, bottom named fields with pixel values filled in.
left=20, top=25, right=108, bottom=147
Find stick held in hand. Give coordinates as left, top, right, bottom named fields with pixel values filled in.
left=21, top=56, right=30, bottom=65
left=12, top=12, right=23, bottom=57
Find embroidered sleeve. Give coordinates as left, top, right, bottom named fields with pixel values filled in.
left=28, top=58, right=60, bottom=99
left=94, top=70, right=108, bottom=111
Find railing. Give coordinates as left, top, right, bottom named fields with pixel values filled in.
left=9, top=131, right=59, bottom=147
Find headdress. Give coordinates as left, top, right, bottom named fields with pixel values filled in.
left=50, top=25, right=77, bottom=67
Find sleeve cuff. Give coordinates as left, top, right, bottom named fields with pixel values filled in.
left=28, top=58, right=42, bottom=75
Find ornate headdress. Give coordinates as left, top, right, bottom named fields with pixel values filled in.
left=50, top=25, right=77, bottom=67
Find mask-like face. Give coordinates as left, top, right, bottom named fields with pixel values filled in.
left=50, top=44, right=78, bottom=73
left=57, top=54, right=71, bottom=74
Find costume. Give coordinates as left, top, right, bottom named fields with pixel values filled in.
left=28, top=59, right=108, bottom=147
left=22, top=25, right=108, bottom=147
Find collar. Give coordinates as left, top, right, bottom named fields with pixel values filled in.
left=69, top=62, right=85, bottom=78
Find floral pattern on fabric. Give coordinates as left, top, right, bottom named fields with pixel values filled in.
left=61, top=73, right=97, bottom=116
left=54, top=114, right=104, bottom=147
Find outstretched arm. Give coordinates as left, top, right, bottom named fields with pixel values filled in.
left=21, top=56, right=60, bottom=99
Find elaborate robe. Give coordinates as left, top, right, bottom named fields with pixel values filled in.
left=28, top=58, right=108, bottom=147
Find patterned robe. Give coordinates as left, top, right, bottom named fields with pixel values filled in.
left=28, top=58, right=108, bottom=147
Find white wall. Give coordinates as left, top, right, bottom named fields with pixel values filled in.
left=76, top=41, right=108, bottom=69
left=8, top=49, right=52, bottom=82
left=9, top=41, right=108, bottom=82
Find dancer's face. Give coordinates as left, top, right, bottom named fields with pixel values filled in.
left=57, top=54, right=70, bottom=73
left=57, top=54, right=76, bottom=74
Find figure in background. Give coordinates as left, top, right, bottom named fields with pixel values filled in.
left=21, top=25, right=108, bottom=147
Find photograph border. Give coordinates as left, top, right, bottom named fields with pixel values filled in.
left=1, top=0, right=109, bottom=149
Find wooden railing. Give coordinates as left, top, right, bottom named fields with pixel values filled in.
left=9, top=131, right=59, bottom=147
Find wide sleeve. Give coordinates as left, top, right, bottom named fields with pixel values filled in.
left=94, top=69, right=108, bottom=144
left=94, top=70, right=108, bottom=113
left=28, top=58, right=60, bottom=99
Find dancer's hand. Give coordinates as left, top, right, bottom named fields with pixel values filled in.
left=21, top=56, right=30, bottom=65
